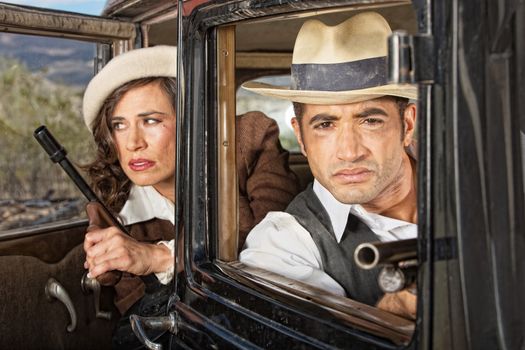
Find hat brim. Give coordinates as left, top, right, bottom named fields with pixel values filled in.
left=242, top=81, right=418, bottom=104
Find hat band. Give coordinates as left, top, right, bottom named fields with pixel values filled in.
left=291, top=56, right=387, bottom=92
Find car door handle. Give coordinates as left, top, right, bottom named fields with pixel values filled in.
left=130, top=309, right=219, bottom=350
left=130, top=313, right=177, bottom=350
left=81, top=272, right=112, bottom=320
left=45, top=278, right=77, bottom=332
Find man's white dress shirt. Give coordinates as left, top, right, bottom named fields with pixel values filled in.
left=239, top=180, right=417, bottom=296
left=119, top=185, right=175, bottom=284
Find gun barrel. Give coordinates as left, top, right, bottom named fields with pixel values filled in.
left=34, top=125, right=98, bottom=202
left=354, top=238, right=417, bottom=270
left=34, top=125, right=127, bottom=233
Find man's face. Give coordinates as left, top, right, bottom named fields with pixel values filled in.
left=291, top=97, right=416, bottom=205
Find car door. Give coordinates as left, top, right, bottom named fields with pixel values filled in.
left=0, top=3, right=136, bottom=349
left=159, top=1, right=418, bottom=349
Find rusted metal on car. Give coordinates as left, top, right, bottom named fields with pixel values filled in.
left=0, top=3, right=136, bottom=43
left=103, top=0, right=173, bottom=18
left=188, top=0, right=411, bottom=30
left=103, top=0, right=211, bottom=19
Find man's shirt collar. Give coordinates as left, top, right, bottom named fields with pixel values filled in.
left=119, top=185, right=175, bottom=226
left=312, top=179, right=416, bottom=243
left=312, top=180, right=350, bottom=242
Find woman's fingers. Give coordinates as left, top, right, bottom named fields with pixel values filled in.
left=86, top=229, right=126, bottom=259
left=88, top=255, right=132, bottom=278
left=84, top=228, right=156, bottom=277
left=83, top=226, right=174, bottom=278
left=84, top=226, right=133, bottom=272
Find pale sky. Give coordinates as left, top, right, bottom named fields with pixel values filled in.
left=1, top=0, right=106, bottom=16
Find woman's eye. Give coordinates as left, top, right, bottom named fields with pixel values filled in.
left=111, top=122, right=125, bottom=130
left=145, top=118, right=160, bottom=125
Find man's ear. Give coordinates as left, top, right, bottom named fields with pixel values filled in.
left=402, top=103, right=417, bottom=147
left=291, top=117, right=307, bottom=157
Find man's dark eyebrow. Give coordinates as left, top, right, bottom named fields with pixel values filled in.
left=355, top=108, right=389, bottom=119
left=309, top=113, right=339, bottom=126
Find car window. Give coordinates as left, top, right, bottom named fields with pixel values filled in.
left=237, top=75, right=300, bottom=152
left=209, top=4, right=419, bottom=346
left=0, top=32, right=95, bottom=232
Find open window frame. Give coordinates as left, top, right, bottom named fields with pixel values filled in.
left=180, top=0, right=431, bottom=348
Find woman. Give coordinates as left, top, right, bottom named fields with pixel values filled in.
left=81, top=45, right=299, bottom=319
left=82, top=46, right=179, bottom=317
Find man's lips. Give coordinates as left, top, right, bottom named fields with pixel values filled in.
left=333, top=168, right=373, bottom=183
left=128, top=159, right=155, bottom=171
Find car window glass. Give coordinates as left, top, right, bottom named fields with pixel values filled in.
left=236, top=75, right=300, bottom=152
left=0, top=32, right=95, bottom=232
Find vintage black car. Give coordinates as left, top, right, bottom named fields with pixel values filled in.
left=0, top=0, right=523, bottom=349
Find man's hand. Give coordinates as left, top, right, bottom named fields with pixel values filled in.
left=83, top=227, right=172, bottom=279
left=376, top=288, right=417, bottom=320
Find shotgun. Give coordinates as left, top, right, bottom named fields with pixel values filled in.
left=33, top=125, right=128, bottom=234
left=354, top=238, right=418, bottom=293
left=34, top=126, right=165, bottom=290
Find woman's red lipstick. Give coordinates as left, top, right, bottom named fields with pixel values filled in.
left=128, top=159, right=155, bottom=171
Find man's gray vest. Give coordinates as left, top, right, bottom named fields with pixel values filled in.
left=286, top=184, right=384, bottom=306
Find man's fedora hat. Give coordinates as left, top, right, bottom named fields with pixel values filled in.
left=83, top=45, right=177, bottom=132
left=242, top=12, right=417, bottom=104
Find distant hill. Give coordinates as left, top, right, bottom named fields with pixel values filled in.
left=0, top=32, right=95, bottom=87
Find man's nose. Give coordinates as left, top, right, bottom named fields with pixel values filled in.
left=335, top=126, right=366, bottom=162
left=126, top=125, right=146, bottom=151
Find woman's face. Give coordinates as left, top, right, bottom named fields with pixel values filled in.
left=110, top=82, right=176, bottom=200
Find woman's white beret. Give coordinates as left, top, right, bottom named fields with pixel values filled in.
left=82, top=45, right=177, bottom=132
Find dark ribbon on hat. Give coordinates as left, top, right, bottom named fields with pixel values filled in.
left=291, top=56, right=387, bottom=91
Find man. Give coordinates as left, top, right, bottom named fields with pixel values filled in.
left=240, top=12, right=418, bottom=319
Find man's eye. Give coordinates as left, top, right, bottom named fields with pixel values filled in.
left=314, top=121, right=333, bottom=129
left=362, top=118, right=384, bottom=126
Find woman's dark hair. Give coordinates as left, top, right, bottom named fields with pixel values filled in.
left=83, top=77, right=177, bottom=214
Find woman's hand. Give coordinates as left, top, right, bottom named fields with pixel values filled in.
left=83, top=226, right=173, bottom=278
